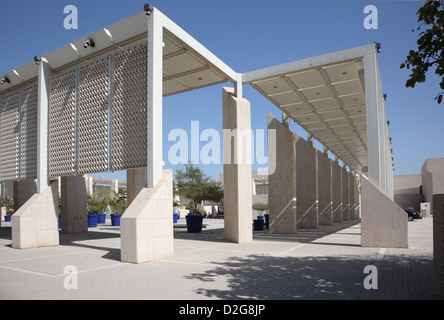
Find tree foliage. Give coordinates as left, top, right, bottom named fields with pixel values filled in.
left=252, top=202, right=268, bottom=216
left=174, top=163, right=224, bottom=212
left=400, top=0, right=444, bottom=103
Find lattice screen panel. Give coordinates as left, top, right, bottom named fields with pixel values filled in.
left=49, top=70, right=76, bottom=177
left=77, top=57, right=110, bottom=175
left=112, top=44, right=148, bottom=171
left=0, top=92, right=19, bottom=181
left=19, top=84, right=38, bottom=180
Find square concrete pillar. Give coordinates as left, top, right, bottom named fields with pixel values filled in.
left=317, top=151, right=332, bottom=225
left=127, top=167, right=148, bottom=207
left=341, top=167, right=350, bottom=221
left=332, top=161, right=342, bottom=223
left=13, top=179, right=37, bottom=211
left=433, top=194, right=444, bottom=297
left=223, top=87, right=253, bottom=243
left=295, top=132, right=318, bottom=229
left=60, top=175, right=88, bottom=234
left=361, top=174, right=408, bottom=248
left=12, top=180, right=59, bottom=249
left=267, top=114, right=297, bottom=234
left=121, top=169, right=173, bottom=263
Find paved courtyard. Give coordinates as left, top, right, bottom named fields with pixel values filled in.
left=0, top=216, right=442, bottom=300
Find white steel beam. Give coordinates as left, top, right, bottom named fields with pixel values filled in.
left=147, top=8, right=164, bottom=188
left=36, top=58, right=51, bottom=194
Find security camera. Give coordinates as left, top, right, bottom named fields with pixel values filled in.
left=0, top=77, right=10, bottom=85
left=83, top=38, right=95, bottom=48
left=144, top=3, right=153, bottom=15
left=34, top=56, right=42, bottom=65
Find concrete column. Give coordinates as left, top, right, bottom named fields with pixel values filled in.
left=121, top=169, right=174, bottom=263
left=267, top=113, right=297, bottom=234
left=295, top=132, right=318, bottom=229
left=36, top=58, right=51, bottom=194
left=60, top=175, right=88, bottom=234
left=147, top=8, right=163, bottom=189
left=13, top=179, right=37, bottom=211
left=341, top=167, right=350, bottom=221
left=112, top=179, right=119, bottom=193
left=127, top=167, right=147, bottom=207
left=433, top=194, right=444, bottom=297
left=223, top=87, right=252, bottom=243
left=332, top=160, right=342, bottom=223
left=317, top=150, right=332, bottom=225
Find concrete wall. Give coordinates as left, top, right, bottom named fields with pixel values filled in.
left=393, top=174, right=423, bottom=211
left=433, top=194, right=444, bottom=297
left=267, top=114, right=297, bottom=234
left=422, top=158, right=444, bottom=212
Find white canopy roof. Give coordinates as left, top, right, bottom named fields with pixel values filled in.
left=243, top=44, right=380, bottom=173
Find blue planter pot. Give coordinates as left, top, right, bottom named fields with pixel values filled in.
left=186, top=215, right=203, bottom=233
left=87, top=214, right=98, bottom=228
left=5, top=215, right=11, bottom=222
left=257, top=215, right=264, bottom=221
left=253, top=219, right=264, bottom=231
left=173, top=213, right=179, bottom=223
left=97, top=213, right=106, bottom=224
left=111, top=213, right=123, bottom=226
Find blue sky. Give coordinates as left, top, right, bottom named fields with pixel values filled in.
left=1, top=0, right=443, bottom=182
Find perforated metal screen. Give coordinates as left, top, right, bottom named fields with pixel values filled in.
left=48, top=43, right=148, bottom=178
left=0, top=83, right=38, bottom=182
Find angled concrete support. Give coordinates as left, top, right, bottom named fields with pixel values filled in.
left=332, top=161, right=343, bottom=223
left=295, top=131, right=318, bottom=229
left=318, top=150, right=332, bottom=225
left=342, top=167, right=350, bottom=221
left=267, top=113, right=297, bottom=234
left=361, top=174, right=407, bottom=248
left=121, top=169, right=174, bottom=263
left=12, top=180, right=59, bottom=249
left=223, top=87, right=253, bottom=243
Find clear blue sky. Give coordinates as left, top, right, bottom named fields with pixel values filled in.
left=1, top=0, right=443, bottom=182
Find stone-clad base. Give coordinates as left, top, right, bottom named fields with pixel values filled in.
left=361, top=174, right=408, bottom=248
left=12, top=181, right=59, bottom=249
left=120, top=169, right=174, bottom=263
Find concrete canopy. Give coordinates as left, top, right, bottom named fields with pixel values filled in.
left=0, top=10, right=238, bottom=97
left=243, top=44, right=383, bottom=176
